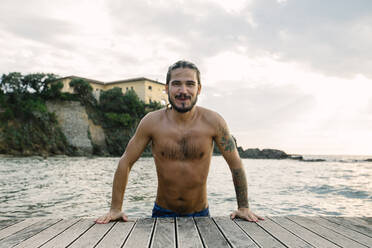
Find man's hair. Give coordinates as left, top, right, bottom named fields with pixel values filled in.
left=166, top=60, right=201, bottom=85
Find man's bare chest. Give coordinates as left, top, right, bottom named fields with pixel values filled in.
left=152, top=130, right=214, bottom=161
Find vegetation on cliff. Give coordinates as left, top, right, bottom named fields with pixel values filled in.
left=0, top=72, right=76, bottom=156
left=0, top=72, right=161, bottom=156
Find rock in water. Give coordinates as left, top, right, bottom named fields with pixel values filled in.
left=239, top=148, right=289, bottom=159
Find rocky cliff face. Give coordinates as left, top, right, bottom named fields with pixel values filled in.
left=46, top=101, right=106, bottom=156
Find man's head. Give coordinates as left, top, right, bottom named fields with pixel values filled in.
left=166, top=60, right=201, bottom=85
left=166, top=60, right=201, bottom=113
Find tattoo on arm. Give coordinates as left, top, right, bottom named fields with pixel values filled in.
left=218, top=126, right=236, bottom=152
left=232, top=168, right=249, bottom=208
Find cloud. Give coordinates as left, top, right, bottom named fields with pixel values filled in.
left=0, top=1, right=79, bottom=50
left=245, top=0, right=372, bottom=78
left=106, top=0, right=254, bottom=58
left=105, top=0, right=372, bottom=79
left=200, top=82, right=315, bottom=132
left=0, top=16, right=75, bottom=49
left=2, top=0, right=371, bottom=80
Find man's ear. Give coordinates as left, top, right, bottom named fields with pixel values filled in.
left=197, top=83, right=201, bottom=95
left=165, top=84, right=169, bottom=95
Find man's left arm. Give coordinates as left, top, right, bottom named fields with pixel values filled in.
left=214, top=116, right=264, bottom=222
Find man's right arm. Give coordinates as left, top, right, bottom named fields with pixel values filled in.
left=95, top=114, right=152, bottom=224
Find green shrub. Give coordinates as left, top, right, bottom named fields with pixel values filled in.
left=69, top=78, right=93, bottom=95
left=105, top=130, right=132, bottom=156
left=69, top=78, right=97, bottom=106
left=104, top=112, right=133, bottom=128
left=47, top=81, right=63, bottom=99
left=60, top=92, right=79, bottom=101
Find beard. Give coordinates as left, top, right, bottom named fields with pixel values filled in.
left=168, top=93, right=198, bottom=113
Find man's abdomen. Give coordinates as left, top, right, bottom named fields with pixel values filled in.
left=155, top=161, right=210, bottom=214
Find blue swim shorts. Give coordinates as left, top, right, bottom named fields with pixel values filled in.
left=152, top=203, right=210, bottom=218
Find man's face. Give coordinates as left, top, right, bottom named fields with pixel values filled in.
left=166, top=68, right=201, bottom=113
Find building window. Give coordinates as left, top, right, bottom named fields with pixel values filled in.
left=131, top=86, right=133, bottom=90
left=148, top=86, right=152, bottom=90
left=126, top=87, right=128, bottom=91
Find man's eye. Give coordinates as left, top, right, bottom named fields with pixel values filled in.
left=186, top=82, right=196, bottom=86
left=172, top=82, right=181, bottom=86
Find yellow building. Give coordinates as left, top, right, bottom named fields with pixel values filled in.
left=52, top=76, right=168, bottom=105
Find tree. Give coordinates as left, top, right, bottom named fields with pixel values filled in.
left=122, top=89, right=145, bottom=119
left=0, top=72, right=57, bottom=96
left=47, top=81, right=63, bottom=99
left=146, top=100, right=162, bottom=113
left=0, top=72, right=24, bottom=94
left=24, top=73, right=58, bottom=95
left=99, top=87, right=125, bottom=113
left=69, top=78, right=96, bottom=105
left=69, top=78, right=93, bottom=96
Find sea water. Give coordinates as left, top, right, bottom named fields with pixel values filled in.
left=0, top=155, right=371, bottom=219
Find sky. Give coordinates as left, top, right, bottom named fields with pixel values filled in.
left=0, top=0, right=371, bottom=155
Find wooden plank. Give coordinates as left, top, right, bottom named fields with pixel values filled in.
left=194, top=216, right=230, bottom=247
left=322, top=217, right=372, bottom=238
left=309, top=217, right=372, bottom=247
left=213, top=216, right=258, bottom=248
left=123, top=218, right=155, bottom=248
left=68, top=221, right=115, bottom=248
left=0, top=220, right=22, bottom=231
left=270, top=217, right=339, bottom=248
left=257, top=218, right=313, bottom=248
left=362, top=217, right=372, bottom=224
left=151, top=218, right=175, bottom=248
left=346, top=217, right=372, bottom=229
left=287, top=216, right=366, bottom=248
left=0, top=219, right=40, bottom=240
left=176, top=217, right=203, bottom=248
left=0, top=219, right=60, bottom=248
left=95, top=221, right=135, bottom=248
left=40, top=218, right=94, bottom=248
left=234, top=218, right=286, bottom=248
left=14, top=219, right=80, bottom=248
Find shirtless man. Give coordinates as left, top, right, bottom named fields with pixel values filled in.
left=96, top=60, right=263, bottom=223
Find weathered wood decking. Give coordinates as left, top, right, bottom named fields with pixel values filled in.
left=0, top=216, right=371, bottom=247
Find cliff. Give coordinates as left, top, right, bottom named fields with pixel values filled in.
left=46, top=100, right=107, bottom=156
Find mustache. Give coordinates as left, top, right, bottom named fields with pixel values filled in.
left=175, top=94, right=191, bottom=99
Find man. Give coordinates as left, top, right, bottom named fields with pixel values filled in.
left=96, top=60, right=263, bottom=223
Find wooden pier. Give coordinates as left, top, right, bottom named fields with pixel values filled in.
left=0, top=216, right=371, bottom=247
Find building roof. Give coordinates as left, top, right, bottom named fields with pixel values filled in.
left=106, top=77, right=165, bottom=86
left=51, top=76, right=165, bottom=86
left=51, top=75, right=105, bottom=85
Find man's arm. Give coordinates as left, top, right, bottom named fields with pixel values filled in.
left=96, top=114, right=152, bottom=224
left=214, top=115, right=263, bottom=222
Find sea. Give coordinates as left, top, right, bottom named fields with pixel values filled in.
left=0, top=155, right=371, bottom=219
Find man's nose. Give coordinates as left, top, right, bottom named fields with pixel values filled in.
left=179, top=84, right=187, bottom=93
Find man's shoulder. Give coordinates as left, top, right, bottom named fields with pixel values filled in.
left=141, top=108, right=167, bottom=123
left=197, top=106, right=224, bottom=125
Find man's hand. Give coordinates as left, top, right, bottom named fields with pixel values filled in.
left=95, top=209, right=128, bottom=224
left=230, top=208, right=264, bottom=222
